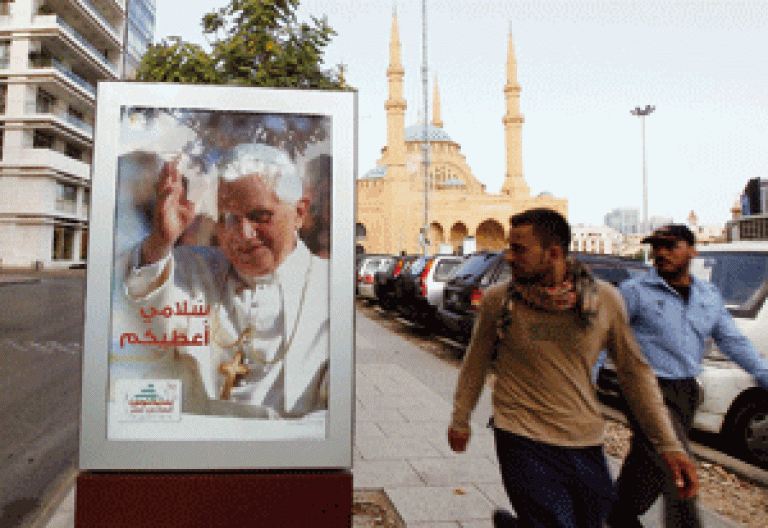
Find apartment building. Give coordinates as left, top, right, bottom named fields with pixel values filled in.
left=0, top=0, right=154, bottom=268
left=570, top=224, right=623, bottom=255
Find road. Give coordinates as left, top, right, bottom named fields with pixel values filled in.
left=0, top=273, right=84, bottom=528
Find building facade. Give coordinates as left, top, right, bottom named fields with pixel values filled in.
left=356, top=13, right=567, bottom=256
left=0, top=0, right=154, bottom=268
left=570, top=224, right=623, bottom=255
left=604, top=207, right=639, bottom=236
left=121, top=0, right=153, bottom=78
left=726, top=178, right=768, bottom=241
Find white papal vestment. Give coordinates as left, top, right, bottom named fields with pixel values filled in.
left=122, top=239, right=329, bottom=420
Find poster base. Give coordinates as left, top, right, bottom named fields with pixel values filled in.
left=75, top=469, right=352, bottom=527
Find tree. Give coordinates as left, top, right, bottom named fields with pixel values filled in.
left=135, top=37, right=219, bottom=84
left=136, top=0, right=345, bottom=90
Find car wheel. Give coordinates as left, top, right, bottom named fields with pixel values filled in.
left=726, top=397, right=768, bottom=465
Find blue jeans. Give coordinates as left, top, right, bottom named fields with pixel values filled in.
left=493, top=428, right=616, bottom=528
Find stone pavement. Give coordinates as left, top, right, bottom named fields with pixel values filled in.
left=37, top=307, right=742, bottom=527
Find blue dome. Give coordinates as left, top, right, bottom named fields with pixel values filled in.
left=441, top=178, right=465, bottom=187
left=538, top=191, right=553, bottom=197
left=405, top=124, right=453, bottom=142
left=361, top=165, right=387, bottom=179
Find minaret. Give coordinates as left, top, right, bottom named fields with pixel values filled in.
left=431, top=76, right=443, bottom=129
left=500, top=31, right=530, bottom=197
left=385, top=10, right=407, bottom=180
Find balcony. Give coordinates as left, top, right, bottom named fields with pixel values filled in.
left=78, top=0, right=120, bottom=39
left=55, top=197, right=78, bottom=215
left=33, top=14, right=117, bottom=75
left=16, top=147, right=91, bottom=181
left=65, top=113, right=94, bottom=135
left=23, top=102, right=95, bottom=137
left=29, top=57, right=97, bottom=99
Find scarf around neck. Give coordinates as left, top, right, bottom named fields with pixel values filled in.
left=499, top=259, right=599, bottom=338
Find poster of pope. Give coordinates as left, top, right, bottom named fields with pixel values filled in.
left=107, top=105, right=332, bottom=441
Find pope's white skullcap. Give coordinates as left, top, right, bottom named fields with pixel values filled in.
left=218, top=143, right=303, bottom=204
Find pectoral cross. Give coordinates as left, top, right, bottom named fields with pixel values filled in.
left=218, top=350, right=250, bottom=400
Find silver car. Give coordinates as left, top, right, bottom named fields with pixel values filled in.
left=423, top=255, right=464, bottom=311
left=358, top=256, right=394, bottom=300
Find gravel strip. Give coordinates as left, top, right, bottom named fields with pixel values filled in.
left=604, top=421, right=768, bottom=527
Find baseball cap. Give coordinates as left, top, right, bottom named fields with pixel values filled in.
left=641, top=224, right=695, bottom=246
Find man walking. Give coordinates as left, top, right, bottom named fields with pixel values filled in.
left=606, top=224, right=768, bottom=527
left=447, top=208, right=698, bottom=528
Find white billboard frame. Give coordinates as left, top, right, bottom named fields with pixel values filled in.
left=80, top=82, right=356, bottom=470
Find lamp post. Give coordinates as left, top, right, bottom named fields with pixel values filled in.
left=630, top=105, right=655, bottom=235
left=420, top=0, right=430, bottom=256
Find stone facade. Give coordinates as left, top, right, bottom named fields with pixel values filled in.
left=356, top=13, right=567, bottom=256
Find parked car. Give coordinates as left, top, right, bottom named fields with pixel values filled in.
left=374, top=255, right=417, bottom=310
left=597, top=241, right=768, bottom=465
left=358, top=256, right=395, bottom=301
left=393, top=255, right=463, bottom=326
left=424, top=255, right=464, bottom=312
left=393, top=256, right=431, bottom=319
left=356, top=255, right=389, bottom=297
left=437, top=251, right=511, bottom=343
left=570, top=253, right=650, bottom=286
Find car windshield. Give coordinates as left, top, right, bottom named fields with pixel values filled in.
left=362, top=259, right=380, bottom=273
left=433, top=259, right=462, bottom=281
left=408, top=257, right=428, bottom=275
left=450, top=253, right=496, bottom=279
left=691, top=252, right=768, bottom=309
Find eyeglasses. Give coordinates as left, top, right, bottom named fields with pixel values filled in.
left=218, top=209, right=274, bottom=229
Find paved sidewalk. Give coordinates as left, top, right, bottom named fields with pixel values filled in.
left=38, top=308, right=742, bottom=527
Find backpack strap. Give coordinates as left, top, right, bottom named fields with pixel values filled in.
left=491, top=281, right=515, bottom=364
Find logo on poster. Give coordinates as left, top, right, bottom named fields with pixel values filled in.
left=117, top=379, right=181, bottom=422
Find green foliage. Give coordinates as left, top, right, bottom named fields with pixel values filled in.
left=136, top=0, right=346, bottom=89
left=136, top=37, right=219, bottom=84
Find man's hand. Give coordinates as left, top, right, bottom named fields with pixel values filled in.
left=142, top=159, right=196, bottom=265
left=660, top=451, right=699, bottom=499
left=447, top=427, right=470, bottom=453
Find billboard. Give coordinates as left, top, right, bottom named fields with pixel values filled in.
left=80, top=82, right=356, bottom=470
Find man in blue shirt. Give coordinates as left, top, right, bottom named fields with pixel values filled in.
left=606, top=224, right=768, bottom=527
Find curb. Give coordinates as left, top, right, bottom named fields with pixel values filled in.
left=26, top=466, right=77, bottom=528
left=0, top=276, right=40, bottom=285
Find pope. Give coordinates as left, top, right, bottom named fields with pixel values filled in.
left=123, top=143, right=330, bottom=421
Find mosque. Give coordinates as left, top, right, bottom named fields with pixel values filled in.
left=356, top=14, right=567, bottom=255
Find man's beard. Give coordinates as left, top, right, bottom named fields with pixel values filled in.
left=656, top=260, right=688, bottom=283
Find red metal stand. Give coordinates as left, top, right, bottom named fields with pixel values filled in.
left=75, top=470, right=352, bottom=527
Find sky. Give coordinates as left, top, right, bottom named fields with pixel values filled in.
left=154, top=0, right=768, bottom=228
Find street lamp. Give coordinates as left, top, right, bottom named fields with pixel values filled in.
left=420, top=0, right=430, bottom=256
left=630, top=105, right=655, bottom=235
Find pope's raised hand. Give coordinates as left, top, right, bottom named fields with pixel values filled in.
left=142, top=159, right=196, bottom=265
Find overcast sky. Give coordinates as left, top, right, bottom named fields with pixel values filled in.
left=154, top=0, right=768, bottom=227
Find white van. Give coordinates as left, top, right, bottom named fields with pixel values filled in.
left=689, top=241, right=768, bottom=464
left=598, top=241, right=768, bottom=464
